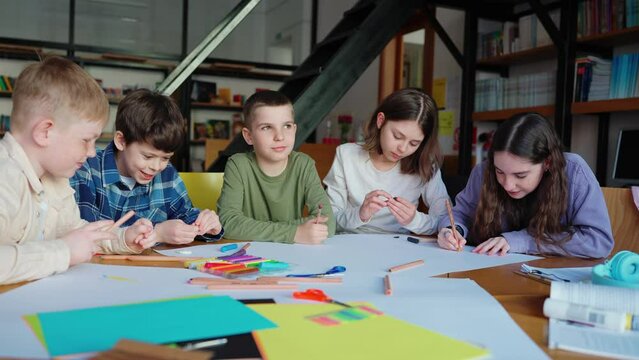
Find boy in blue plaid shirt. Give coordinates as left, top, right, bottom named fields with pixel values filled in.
left=70, top=89, right=223, bottom=244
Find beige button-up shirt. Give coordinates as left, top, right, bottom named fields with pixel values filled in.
left=0, top=133, right=139, bottom=285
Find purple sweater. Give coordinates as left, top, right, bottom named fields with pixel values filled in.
left=438, top=153, right=614, bottom=258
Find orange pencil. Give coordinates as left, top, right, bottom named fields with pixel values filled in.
left=206, top=284, right=297, bottom=290
left=384, top=274, right=392, bottom=295
left=260, top=276, right=343, bottom=284
left=100, top=255, right=201, bottom=262
left=445, top=200, right=462, bottom=251
left=109, top=210, right=135, bottom=230
left=189, top=277, right=279, bottom=285
left=388, top=259, right=424, bottom=273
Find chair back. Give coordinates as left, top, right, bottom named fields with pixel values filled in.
left=298, top=143, right=338, bottom=180
left=179, top=172, right=225, bottom=211
left=602, top=187, right=639, bottom=254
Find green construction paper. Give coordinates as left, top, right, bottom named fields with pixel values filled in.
left=23, top=314, right=46, bottom=347
left=251, top=303, right=489, bottom=360
left=35, top=295, right=276, bottom=356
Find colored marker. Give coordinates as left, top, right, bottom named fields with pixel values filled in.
left=220, top=244, right=238, bottom=252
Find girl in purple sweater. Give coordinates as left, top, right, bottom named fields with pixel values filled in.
left=438, top=113, right=614, bottom=258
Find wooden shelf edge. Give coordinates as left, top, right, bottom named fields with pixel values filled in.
left=572, top=98, right=639, bottom=114
left=577, top=25, right=639, bottom=46
left=473, top=105, right=555, bottom=121
left=191, top=102, right=243, bottom=111
left=477, top=45, right=556, bottom=66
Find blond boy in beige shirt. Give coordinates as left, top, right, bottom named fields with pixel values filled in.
left=0, top=56, right=157, bottom=285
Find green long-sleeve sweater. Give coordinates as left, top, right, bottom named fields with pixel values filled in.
left=217, top=151, right=335, bottom=243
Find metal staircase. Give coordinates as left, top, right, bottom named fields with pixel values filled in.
left=208, top=0, right=423, bottom=171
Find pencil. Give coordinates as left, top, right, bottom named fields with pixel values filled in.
left=100, top=255, right=202, bottom=262
left=445, top=200, right=462, bottom=252
left=240, top=242, right=251, bottom=251
left=206, top=284, right=297, bottom=290
left=109, top=210, right=135, bottom=230
left=384, top=274, right=392, bottom=295
left=259, top=276, right=343, bottom=284
left=189, top=277, right=279, bottom=285
left=388, top=259, right=424, bottom=273
left=513, top=270, right=551, bottom=285
left=315, top=203, right=323, bottom=224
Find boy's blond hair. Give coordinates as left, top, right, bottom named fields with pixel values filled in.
left=10, top=56, right=108, bottom=131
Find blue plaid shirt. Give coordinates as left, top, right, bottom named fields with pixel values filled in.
left=70, top=141, right=222, bottom=240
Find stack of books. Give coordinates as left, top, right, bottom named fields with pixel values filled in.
left=544, top=282, right=639, bottom=358
left=610, top=52, right=639, bottom=99
left=475, top=72, right=555, bottom=112
left=574, top=55, right=612, bottom=102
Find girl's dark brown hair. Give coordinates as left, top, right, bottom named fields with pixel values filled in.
left=472, top=112, right=574, bottom=253
left=362, top=88, right=441, bottom=181
left=115, top=89, right=186, bottom=153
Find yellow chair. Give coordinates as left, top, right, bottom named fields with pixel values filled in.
left=179, top=172, right=224, bottom=211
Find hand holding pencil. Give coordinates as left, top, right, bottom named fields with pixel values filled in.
left=437, top=200, right=466, bottom=252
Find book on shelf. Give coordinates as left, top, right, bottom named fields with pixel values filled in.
left=474, top=72, right=555, bottom=112
left=577, top=0, right=632, bottom=37
left=610, top=52, right=639, bottom=99
left=574, top=55, right=612, bottom=102
left=544, top=282, right=639, bottom=359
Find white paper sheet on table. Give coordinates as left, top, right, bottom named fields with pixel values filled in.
left=0, top=263, right=548, bottom=359
left=156, top=233, right=541, bottom=278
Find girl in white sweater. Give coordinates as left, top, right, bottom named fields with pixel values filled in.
left=324, top=88, right=449, bottom=235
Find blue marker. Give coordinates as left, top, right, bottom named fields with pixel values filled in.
left=220, top=244, right=238, bottom=252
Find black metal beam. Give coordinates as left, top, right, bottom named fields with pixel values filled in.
left=459, top=4, right=478, bottom=176
left=596, top=113, right=609, bottom=185
left=68, top=0, right=76, bottom=58
left=528, top=0, right=562, bottom=48
left=423, top=5, right=464, bottom=67
left=553, top=0, right=577, bottom=149
left=181, top=0, right=189, bottom=58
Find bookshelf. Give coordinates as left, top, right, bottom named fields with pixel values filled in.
left=449, top=0, right=639, bottom=186
left=472, top=105, right=555, bottom=121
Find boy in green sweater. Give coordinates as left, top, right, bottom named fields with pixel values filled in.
left=217, top=90, right=335, bottom=243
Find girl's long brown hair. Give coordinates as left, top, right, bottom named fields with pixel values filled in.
left=472, top=113, right=574, bottom=253
left=362, top=88, right=442, bottom=181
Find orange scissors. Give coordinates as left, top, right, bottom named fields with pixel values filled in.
left=292, top=288, right=351, bottom=308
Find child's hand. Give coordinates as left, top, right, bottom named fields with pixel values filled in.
left=473, top=236, right=510, bottom=256
left=125, top=218, right=156, bottom=251
left=359, top=189, right=393, bottom=222
left=194, top=209, right=222, bottom=235
left=386, top=196, right=417, bottom=226
left=294, top=217, right=329, bottom=245
left=155, top=219, right=199, bottom=245
left=437, top=227, right=467, bottom=251
left=62, top=220, right=117, bottom=265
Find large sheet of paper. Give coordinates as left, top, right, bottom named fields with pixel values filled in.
left=34, top=295, right=275, bottom=356
left=157, top=234, right=540, bottom=279
left=0, top=263, right=548, bottom=359
left=251, top=303, right=489, bottom=360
